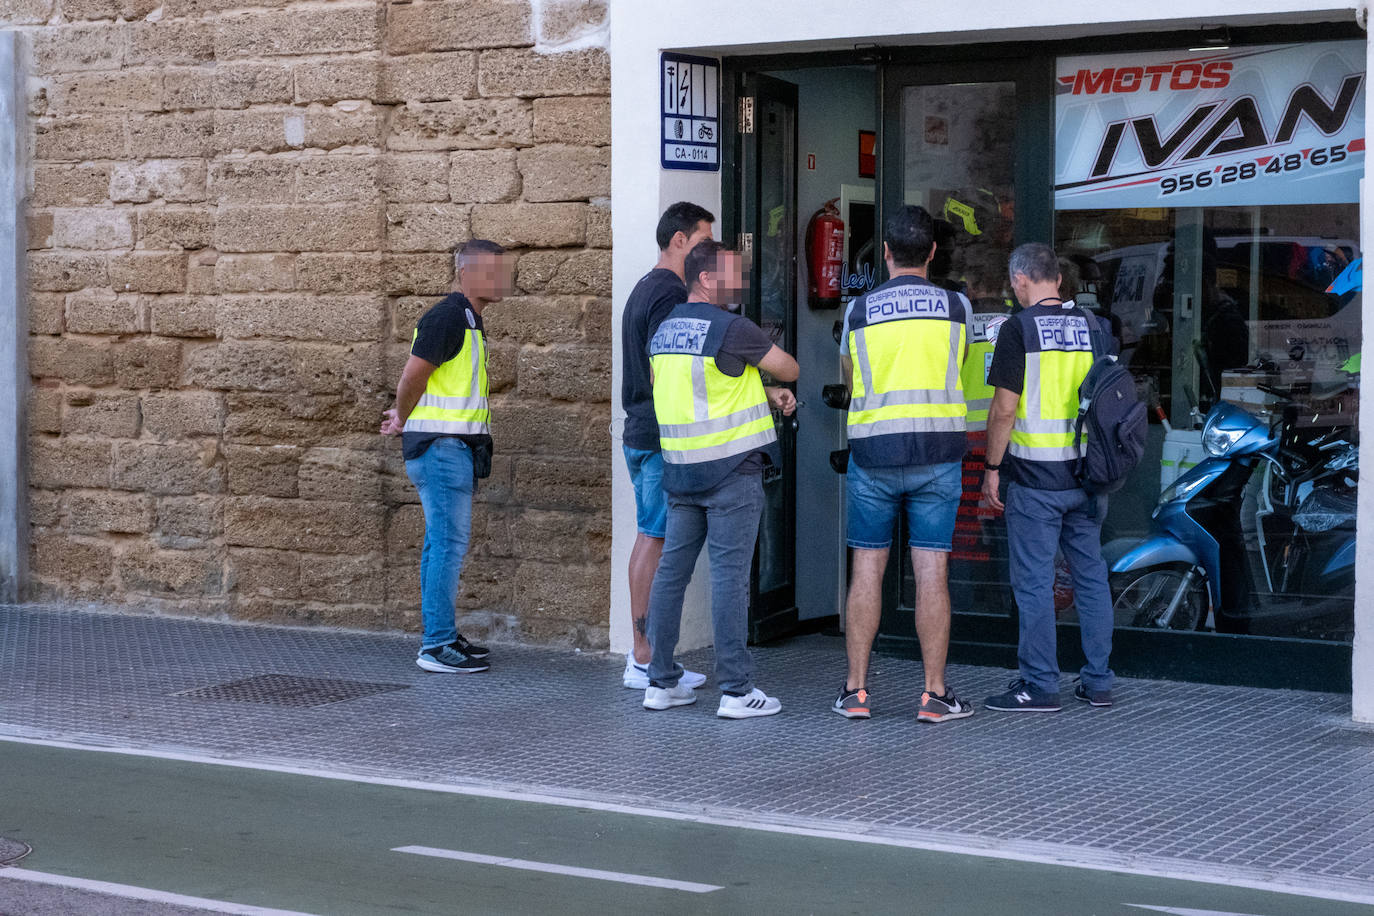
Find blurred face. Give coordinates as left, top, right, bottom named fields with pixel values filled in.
left=699, top=251, right=749, bottom=306
left=461, top=252, right=516, bottom=303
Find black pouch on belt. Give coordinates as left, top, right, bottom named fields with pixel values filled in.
left=470, top=440, right=493, bottom=480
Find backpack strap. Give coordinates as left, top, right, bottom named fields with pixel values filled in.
left=1075, top=305, right=1110, bottom=362
left=1071, top=306, right=1106, bottom=480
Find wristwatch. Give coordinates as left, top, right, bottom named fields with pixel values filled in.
left=984, top=460, right=1002, bottom=472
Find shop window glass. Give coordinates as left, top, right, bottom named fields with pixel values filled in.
left=897, top=81, right=1018, bottom=614
left=1053, top=42, right=1362, bottom=642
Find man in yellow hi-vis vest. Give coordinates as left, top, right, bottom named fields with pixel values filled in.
left=960, top=250, right=1013, bottom=434
left=981, top=242, right=1116, bottom=712
left=833, top=204, right=976, bottom=724
left=381, top=239, right=514, bottom=674
left=643, top=239, right=798, bottom=719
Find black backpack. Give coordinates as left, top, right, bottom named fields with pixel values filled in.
left=1072, top=307, right=1147, bottom=494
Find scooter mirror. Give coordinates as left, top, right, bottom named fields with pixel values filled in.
left=832, top=320, right=844, bottom=345
left=829, top=449, right=849, bottom=474
left=822, top=384, right=850, bottom=410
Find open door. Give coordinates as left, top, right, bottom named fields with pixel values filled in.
left=737, top=73, right=800, bottom=643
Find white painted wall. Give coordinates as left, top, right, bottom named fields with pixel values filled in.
left=608, top=15, right=721, bottom=655
left=608, top=0, right=1372, bottom=719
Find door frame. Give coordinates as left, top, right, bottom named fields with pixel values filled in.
left=726, top=70, right=802, bottom=643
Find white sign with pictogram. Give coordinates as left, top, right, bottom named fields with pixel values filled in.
left=662, top=52, right=720, bottom=171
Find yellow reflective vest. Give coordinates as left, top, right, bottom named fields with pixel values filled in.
left=1001, top=303, right=1100, bottom=490
left=403, top=304, right=490, bottom=437
left=961, top=307, right=1010, bottom=432
left=650, top=302, right=779, bottom=494
left=844, top=277, right=969, bottom=467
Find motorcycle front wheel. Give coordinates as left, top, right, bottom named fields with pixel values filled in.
left=1109, top=567, right=1208, bottom=631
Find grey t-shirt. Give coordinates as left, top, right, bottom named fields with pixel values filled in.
left=714, top=314, right=776, bottom=475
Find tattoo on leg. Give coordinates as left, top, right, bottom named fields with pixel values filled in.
left=634, top=616, right=648, bottom=636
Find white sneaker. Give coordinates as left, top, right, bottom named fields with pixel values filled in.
left=623, top=654, right=706, bottom=690
left=717, top=687, right=781, bottom=719
left=643, top=684, right=697, bottom=710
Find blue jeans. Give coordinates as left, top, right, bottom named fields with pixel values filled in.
left=622, top=445, right=668, bottom=539
left=404, top=437, right=474, bottom=650
left=846, top=459, right=962, bottom=551
left=1005, top=482, right=1114, bottom=694
left=647, top=472, right=763, bottom=695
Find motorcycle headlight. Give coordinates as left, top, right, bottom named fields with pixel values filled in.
left=1157, top=472, right=1211, bottom=509
left=1202, top=423, right=1246, bottom=457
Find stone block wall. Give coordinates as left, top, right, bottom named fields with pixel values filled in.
left=9, top=0, right=613, bottom=647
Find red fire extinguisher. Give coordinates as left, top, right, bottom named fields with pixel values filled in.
left=805, top=198, right=845, bottom=308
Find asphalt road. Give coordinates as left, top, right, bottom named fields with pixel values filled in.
left=0, top=740, right=1370, bottom=916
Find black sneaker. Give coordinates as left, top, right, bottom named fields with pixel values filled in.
left=831, top=684, right=871, bottom=719
left=1073, top=679, right=1113, bottom=708
left=984, top=678, right=1061, bottom=712
left=417, top=645, right=490, bottom=673
left=451, top=634, right=489, bottom=660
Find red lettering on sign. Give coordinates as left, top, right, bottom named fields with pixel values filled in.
left=1070, top=59, right=1233, bottom=95
left=1112, top=66, right=1144, bottom=93
left=1170, top=63, right=1203, bottom=91
left=1201, top=60, right=1233, bottom=89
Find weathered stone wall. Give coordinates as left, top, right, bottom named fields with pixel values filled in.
left=8, top=0, right=613, bottom=647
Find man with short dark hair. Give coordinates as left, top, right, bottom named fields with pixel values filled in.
left=381, top=239, right=514, bottom=673
left=619, top=201, right=715, bottom=691
left=981, top=242, right=1117, bottom=711
left=643, top=240, right=798, bottom=719
left=832, top=204, right=975, bottom=723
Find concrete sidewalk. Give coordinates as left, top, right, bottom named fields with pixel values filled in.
left=2, top=604, right=1373, bottom=903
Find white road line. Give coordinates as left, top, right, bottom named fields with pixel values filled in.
left=1127, top=906, right=1267, bottom=916
left=0, top=868, right=320, bottom=916
left=393, top=845, right=722, bottom=893
left=4, top=733, right=1374, bottom=907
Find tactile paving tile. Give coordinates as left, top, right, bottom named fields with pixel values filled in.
left=174, top=673, right=409, bottom=708
left=2, top=604, right=1373, bottom=888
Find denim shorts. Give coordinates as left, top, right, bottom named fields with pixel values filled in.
left=846, top=459, right=962, bottom=551
left=623, top=445, right=668, bottom=539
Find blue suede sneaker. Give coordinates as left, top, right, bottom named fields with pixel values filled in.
left=985, top=678, right=1061, bottom=712
left=1073, top=679, right=1113, bottom=708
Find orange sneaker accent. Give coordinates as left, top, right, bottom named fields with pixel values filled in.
left=857, top=689, right=868, bottom=703
left=921, top=691, right=930, bottom=705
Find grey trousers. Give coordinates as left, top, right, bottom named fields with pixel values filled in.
left=647, top=470, right=763, bottom=695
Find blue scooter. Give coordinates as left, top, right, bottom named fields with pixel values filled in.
left=1104, top=398, right=1357, bottom=637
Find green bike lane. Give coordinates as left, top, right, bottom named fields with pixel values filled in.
left=1, top=739, right=1370, bottom=916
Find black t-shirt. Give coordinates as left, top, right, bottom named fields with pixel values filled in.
left=621, top=268, right=688, bottom=451
left=401, top=292, right=493, bottom=461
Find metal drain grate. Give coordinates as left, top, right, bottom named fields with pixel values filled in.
left=174, top=674, right=409, bottom=708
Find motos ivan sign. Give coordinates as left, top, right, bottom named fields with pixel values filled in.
left=1055, top=42, right=1365, bottom=209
